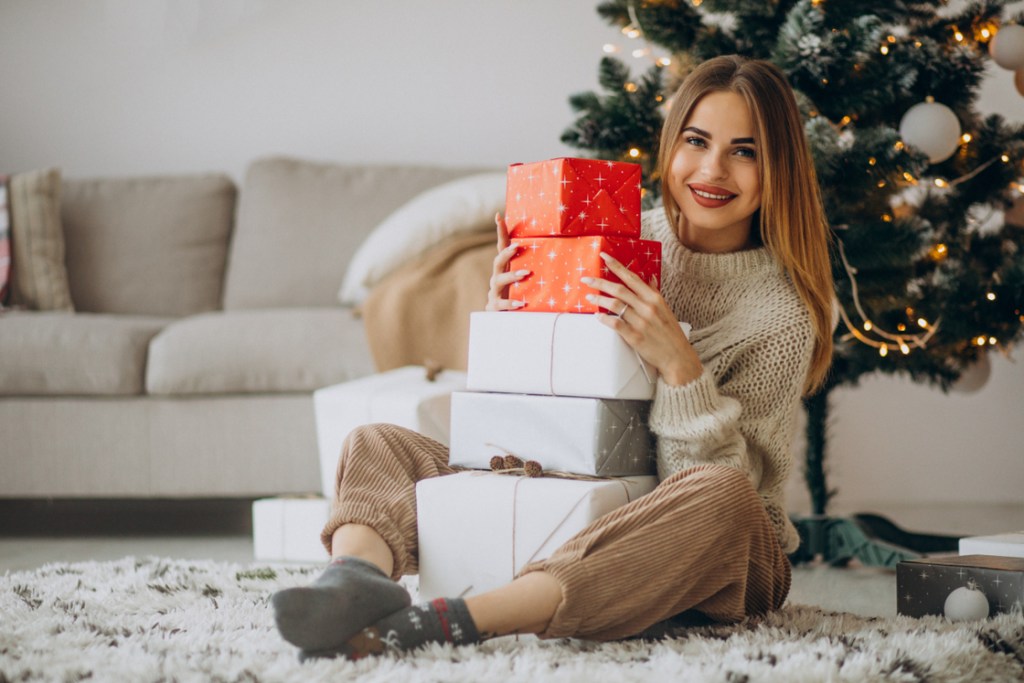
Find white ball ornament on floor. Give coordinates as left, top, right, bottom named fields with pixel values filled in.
left=1016, top=67, right=1024, bottom=98
left=950, top=352, right=991, bottom=394
left=989, top=24, right=1024, bottom=70
left=898, top=100, right=962, bottom=164
left=944, top=584, right=990, bottom=621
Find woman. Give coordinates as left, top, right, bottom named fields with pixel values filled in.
left=272, top=54, right=835, bottom=660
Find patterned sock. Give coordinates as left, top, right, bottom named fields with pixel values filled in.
left=272, top=556, right=411, bottom=651
left=300, top=598, right=481, bottom=661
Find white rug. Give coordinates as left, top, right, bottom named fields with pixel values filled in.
left=1, top=557, right=1021, bottom=683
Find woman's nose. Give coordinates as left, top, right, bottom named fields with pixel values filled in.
left=700, top=152, right=728, bottom=180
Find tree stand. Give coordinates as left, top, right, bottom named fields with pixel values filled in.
left=788, top=388, right=960, bottom=568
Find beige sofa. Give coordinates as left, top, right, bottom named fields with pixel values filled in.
left=0, top=156, right=487, bottom=498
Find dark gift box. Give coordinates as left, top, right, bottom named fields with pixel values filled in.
left=897, top=554, right=1024, bottom=618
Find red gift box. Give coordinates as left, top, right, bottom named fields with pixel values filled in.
left=508, top=236, right=661, bottom=313
left=505, top=158, right=642, bottom=238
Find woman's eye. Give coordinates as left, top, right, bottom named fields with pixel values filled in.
left=735, top=147, right=757, bottom=159
left=685, top=136, right=707, bottom=148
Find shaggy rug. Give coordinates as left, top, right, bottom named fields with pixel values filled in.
left=1, top=557, right=1022, bottom=683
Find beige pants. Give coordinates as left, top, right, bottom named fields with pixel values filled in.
left=321, top=423, right=791, bottom=641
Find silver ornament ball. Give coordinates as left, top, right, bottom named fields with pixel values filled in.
left=898, top=101, right=962, bottom=164
left=943, top=585, right=990, bottom=621
left=990, top=24, right=1024, bottom=70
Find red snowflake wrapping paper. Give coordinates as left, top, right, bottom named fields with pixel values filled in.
left=505, top=158, right=642, bottom=238
left=508, top=236, right=661, bottom=313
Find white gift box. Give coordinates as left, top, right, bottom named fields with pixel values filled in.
left=416, top=471, right=658, bottom=600
left=448, top=391, right=653, bottom=477
left=313, top=366, right=466, bottom=499
left=959, top=531, right=1024, bottom=558
left=252, top=496, right=330, bottom=563
left=467, top=312, right=688, bottom=399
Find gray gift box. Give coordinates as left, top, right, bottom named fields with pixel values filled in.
left=896, top=554, right=1024, bottom=618
left=448, top=391, right=654, bottom=477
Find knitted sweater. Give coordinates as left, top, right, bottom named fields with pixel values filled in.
left=642, top=209, right=812, bottom=554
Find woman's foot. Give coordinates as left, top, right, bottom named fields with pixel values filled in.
left=299, top=597, right=481, bottom=661
left=272, top=556, right=411, bottom=651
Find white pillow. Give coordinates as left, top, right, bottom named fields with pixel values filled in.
left=338, top=172, right=506, bottom=305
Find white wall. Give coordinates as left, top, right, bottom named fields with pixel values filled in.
left=1, top=0, right=1022, bottom=515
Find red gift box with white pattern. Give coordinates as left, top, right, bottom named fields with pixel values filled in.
left=508, top=236, right=661, bottom=313
left=505, top=158, right=642, bottom=238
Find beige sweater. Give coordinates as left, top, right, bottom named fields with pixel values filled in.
left=642, top=210, right=812, bottom=553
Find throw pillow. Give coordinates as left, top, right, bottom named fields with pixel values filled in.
left=337, top=171, right=506, bottom=306
left=0, top=175, right=10, bottom=307
left=8, top=168, right=74, bottom=311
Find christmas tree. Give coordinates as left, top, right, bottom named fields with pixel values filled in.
left=563, top=0, right=1024, bottom=564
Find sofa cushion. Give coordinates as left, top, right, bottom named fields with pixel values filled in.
left=145, top=308, right=375, bottom=395
left=222, top=157, right=485, bottom=310
left=61, top=173, right=236, bottom=316
left=0, top=311, right=170, bottom=395
left=7, top=168, right=74, bottom=312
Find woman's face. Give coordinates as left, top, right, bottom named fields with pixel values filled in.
left=667, top=90, right=762, bottom=253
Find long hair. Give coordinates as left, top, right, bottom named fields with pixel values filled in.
left=658, top=55, right=834, bottom=394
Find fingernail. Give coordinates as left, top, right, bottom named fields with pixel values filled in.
left=515, top=269, right=530, bottom=277
left=585, top=294, right=596, bottom=302
left=599, top=252, right=613, bottom=261
left=580, top=276, right=593, bottom=285
left=511, top=300, right=525, bottom=308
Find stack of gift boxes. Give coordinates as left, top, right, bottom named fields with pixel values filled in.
left=417, top=158, right=671, bottom=601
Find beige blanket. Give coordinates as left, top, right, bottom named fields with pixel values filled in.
left=362, top=230, right=495, bottom=372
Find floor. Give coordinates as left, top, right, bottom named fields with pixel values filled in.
left=1, top=500, right=1021, bottom=619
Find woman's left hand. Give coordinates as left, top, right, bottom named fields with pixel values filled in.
left=582, top=251, right=703, bottom=386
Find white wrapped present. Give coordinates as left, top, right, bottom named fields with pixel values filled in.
left=416, top=471, right=658, bottom=600
left=448, top=391, right=653, bottom=477
left=314, top=365, right=466, bottom=498
left=252, top=496, right=330, bottom=562
left=959, top=531, right=1024, bottom=558
left=467, top=312, right=688, bottom=399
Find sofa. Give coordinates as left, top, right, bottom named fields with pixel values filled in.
left=0, top=156, right=502, bottom=499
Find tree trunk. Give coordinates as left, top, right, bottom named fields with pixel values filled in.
left=803, top=386, right=833, bottom=515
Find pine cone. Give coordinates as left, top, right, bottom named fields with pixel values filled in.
left=504, top=454, right=524, bottom=469
left=524, top=460, right=543, bottom=478
left=489, top=455, right=506, bottom=471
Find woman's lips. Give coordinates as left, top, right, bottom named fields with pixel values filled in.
left=689, top=184, right=736, bottom=208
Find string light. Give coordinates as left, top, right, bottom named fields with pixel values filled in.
left=986, top=292, right=997, bottom=301
left=961, top=133, right=972, bottom=143
left=628, top=148, right=641, bottom=158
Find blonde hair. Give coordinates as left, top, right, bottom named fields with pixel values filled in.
left=658, top=55, right=834, bottom=394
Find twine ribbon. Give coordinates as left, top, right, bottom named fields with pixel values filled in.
left=543, top=313, right=654, bottom=395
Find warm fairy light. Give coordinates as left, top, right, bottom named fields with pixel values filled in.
left=603, top=43, right=618, bottom=53
left=879, top=345, right=889, bottom=357
left=880, top=45, right=890, bottom=55
left=1001, top=154, right=1010, bottom=163
left=877, top=180, right=887, bottom=188
left=961, top=133, right=972, bottom=143
left=917, top=318, right=929, bottom=328
left=915, top=40, right=923, bottom=48
left=692, top=0, right=703, bottom=6
left=822, top=78, right=829, bottom=85
left=986, top=292, right=996, bottom=301
left=632, top=48, right=649, bottom=58
left=989, top=336, right=997, bottom=345
left=929, top=243, right=948, bottom=261
left=981, top=27, right=992, bottom=40
left=887, top=35, right=897, bottom=43
left=954, top=30, right=964, bottom=42
left=624, top=82, right=638, bottom=93
left=657, top=56, right=671, bottom=67
left=897, top=323, right=907, bottom=332
left=934, top=178, right=948, bottom=188
left=623, top=26, right=641, bottom=39
left=864, top=321, right=874, bottom=331
left=900, top=342, right=911, bottom=355
left=868, top=157, right=877, bottom=166
left=840, top=115, right=852, bottom=125
left=882, top=213, right=893, bottom=222
left=976, top=336, right=988, bottom=345
left=895, top=141, right=905, bottom=151
left=628, top=148, right=641, bottom=158
left=902, top=172, right=917, bottom=184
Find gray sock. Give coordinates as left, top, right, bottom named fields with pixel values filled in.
left=272, top=556, right=411, bottom=651
left=300, top=597, right=480, bottom=661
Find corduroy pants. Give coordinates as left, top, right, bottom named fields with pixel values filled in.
left=320, top=423, right=791, bottom=641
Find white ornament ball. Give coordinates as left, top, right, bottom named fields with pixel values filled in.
left=944, top=585, right=990, bottom=621
left=1015, top=67, right=1024, bottom=98
left=899, top=101, right=962, bottom=164
left=951, top=353, right=991, bottom=394
left=990, top=24, right=1024, bottom=70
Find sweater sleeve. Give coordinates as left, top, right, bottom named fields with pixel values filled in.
left=649, top=320, right=813, bottom=494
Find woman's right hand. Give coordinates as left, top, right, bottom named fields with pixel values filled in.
left=485, top=213, right=530, bottom=311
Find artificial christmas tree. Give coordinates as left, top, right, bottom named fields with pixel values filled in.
left=562, top=0, right=1024, bottom=566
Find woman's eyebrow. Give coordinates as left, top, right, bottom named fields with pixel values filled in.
left=682, top=126, right=755, bottom=145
